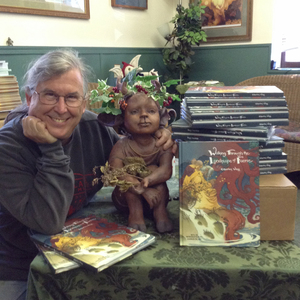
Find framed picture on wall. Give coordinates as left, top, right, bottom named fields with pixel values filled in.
left=0, top=0, right=90, bottom=19
left=111, top=0, right=148, bottom=10
left=190, top=0, right=253, bottom=42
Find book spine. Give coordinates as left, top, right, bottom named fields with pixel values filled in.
left=259, top=153, right=287, bottom=160
left=183, top=111, right=289, bottom=121
left=259, top=161, right=287, bottom=168
left=185, top=92, right=285, bottom=98
left=259, top=167, right=287, bottom=175
left=184, top=100, right=287, bottom=107
left=261, top=141, right=285, bottom=149
left=183, top=118, right=289, bottom=128
left=171, top=126, right=270, bottom=137
left=259, top=149, right=283, bottom=156
left=172, top=133, right=267, bottom=143
left=184, top=105, right=288, bottom=112
left=173, top=134, right=228, bottom=142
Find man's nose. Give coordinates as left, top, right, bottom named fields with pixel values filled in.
left=54, top=96, right=68, bottom=113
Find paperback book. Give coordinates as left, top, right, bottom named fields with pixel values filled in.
left=179, top=141, right=260, bottom=247
left=259, top=159, right=287, bottom=168
left=183, top=98, right=288, bottom=108
left=172, top=132, right=284, bottom=150
left=181, top=108, right=289, bottom=121
left=262, top=135, right=284, bottom=149
left=183, top=104, right=288, bottom=112
left=0, top=75, right=17, bottom=83
left=259, top=166, right=287, bottom=175
left=0, top=110, right=10, bottom=119
left=172, top=132, right=269, bottom=143
left=181, top=117, right=289, bottom=128
left=184, top=86, right=285, bottom=98
left=259, top=148, right=283, bottom=156
left=35, top=243, right=80, bottom=274
left=30, top=215, right=156, bottom=273
left=171, top=119, right=275, bottom=138
left=259, top=152, right=287, bottom=161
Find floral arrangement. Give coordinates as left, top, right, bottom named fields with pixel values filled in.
left=89, top=69, right=181, bottom=115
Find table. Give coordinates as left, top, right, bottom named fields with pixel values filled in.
left=27, top=180, right=300, bottom=300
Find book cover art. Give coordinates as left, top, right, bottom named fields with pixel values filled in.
left=185, top=86, right=285, bottom=98
left=179, top=141, right=260, bottom=247
left=30, top=215, right=156, bottom=272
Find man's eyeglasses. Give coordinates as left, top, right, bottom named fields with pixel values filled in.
left=33, top=91, right=85, bottom=108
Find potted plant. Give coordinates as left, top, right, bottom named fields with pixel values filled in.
left=162, top=1, right=207, bottom=85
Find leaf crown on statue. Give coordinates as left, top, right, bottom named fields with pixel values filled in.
left=89, top=69, right=181, bottom=117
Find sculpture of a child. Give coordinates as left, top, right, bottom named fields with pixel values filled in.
left=95, top=76, right=178, bottom=233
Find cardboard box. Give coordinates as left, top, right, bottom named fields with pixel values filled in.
left=260, top=174, right=297, bottom=240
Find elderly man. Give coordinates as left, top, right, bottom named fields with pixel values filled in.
left=0, top=49, right=175, bottom=300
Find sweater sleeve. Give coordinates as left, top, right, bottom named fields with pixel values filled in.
left=0, top=139, right=74, bottom=235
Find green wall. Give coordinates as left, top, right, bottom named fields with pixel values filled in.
left=1, top=44, right=299, bottom=101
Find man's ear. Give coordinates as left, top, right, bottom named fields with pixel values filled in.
left=97, top=113, right=124, bottom=127
left=82, top=98, right=87, bottom=113
left=25, top=93, right=32, bottom=106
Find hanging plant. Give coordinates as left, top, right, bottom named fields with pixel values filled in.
left=162, top=1, right=207, bottom=84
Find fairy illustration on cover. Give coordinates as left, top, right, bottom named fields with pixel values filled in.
left=32, top=215, right=154, bottom=271
left=179, top=141, right=260, bottom=247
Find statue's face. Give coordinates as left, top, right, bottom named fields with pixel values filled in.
left=123, top=93, right=160, bottom=136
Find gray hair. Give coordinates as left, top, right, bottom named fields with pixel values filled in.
left=5, top=49, right=91, bottom=124
left=23, top=48, right=91, bottom=96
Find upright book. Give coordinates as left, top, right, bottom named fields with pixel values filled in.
left=185, top=86, right=285, bottom=98
left=179, top=141, right=260, bottom=247
left=30, top=215, right=156, bottom=273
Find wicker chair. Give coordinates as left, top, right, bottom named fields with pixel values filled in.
left=86, top=82, right=102, bottom=111
left=235, top=75, right=300, bottom=173
left=86, top=82, right=121, bottom=133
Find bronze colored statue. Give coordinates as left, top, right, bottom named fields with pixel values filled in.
left=95, top=74, right=179, bottom=233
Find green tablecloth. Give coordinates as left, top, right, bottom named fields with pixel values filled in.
left=27, top=183, right=300, bottom=300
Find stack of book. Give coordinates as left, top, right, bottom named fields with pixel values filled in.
left=172, top=86, right=289, bottom=175
left=0, top=75, right=22, bottom=124
left=30, top=215, right=156, bottom=274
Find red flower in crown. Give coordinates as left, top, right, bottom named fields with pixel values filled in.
left=120, top=99, right=127, bottom=110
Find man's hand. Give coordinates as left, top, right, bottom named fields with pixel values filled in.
left=22, top=116, right=57, bottom=144
left=155, top=127, right=177, bottom=155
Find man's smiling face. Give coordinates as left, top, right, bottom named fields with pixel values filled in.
left=26, top=69, right=86, bottom=144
